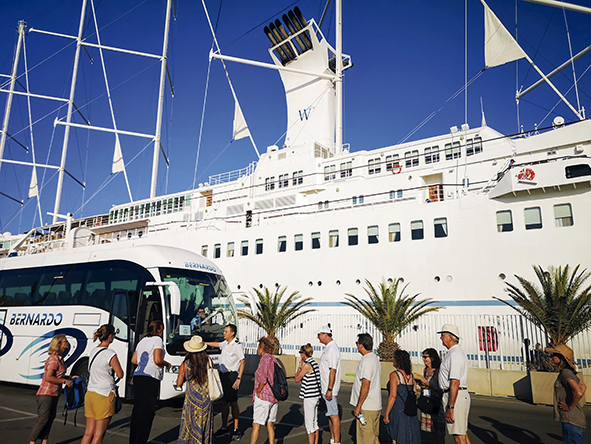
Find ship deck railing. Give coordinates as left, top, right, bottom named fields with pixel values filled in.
left=208, top=162, right=257, bottom=186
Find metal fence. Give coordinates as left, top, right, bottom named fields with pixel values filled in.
left=238, top=313, right=591, bottom=375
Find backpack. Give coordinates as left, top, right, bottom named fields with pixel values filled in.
left=266, top=361, right=289, bottom=401
left=396, top=371, right=417, bottom=417
left=62, top=377, right=86, bottom=426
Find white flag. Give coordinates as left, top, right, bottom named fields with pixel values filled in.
left=232, top=100, right=250, bottom=141
left=28, top=167, right=39, bottom=198
left=112, top=137, right=124, bottom=173
left=482, top=0, right=527, bottom=68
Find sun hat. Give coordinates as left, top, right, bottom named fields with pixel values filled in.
left=184, top=335, right=207, bottom=353
left=545, top=343, right=576, bottom=369
left=315, top=324, right=332, bottom=335
left=437, top=324, right=461, bottom=340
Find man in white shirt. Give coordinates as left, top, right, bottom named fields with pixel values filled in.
left=438, top=324, right=471, bottom=444
left=206, top=324, right=246, bottom=441
left=350, top=333, right=382, bottom=444
left=317, top=324, right=341, bottom=444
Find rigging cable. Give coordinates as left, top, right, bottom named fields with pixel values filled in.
left=563, top=7, right=582, bottom=115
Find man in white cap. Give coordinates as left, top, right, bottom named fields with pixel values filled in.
left=437, top=324, right=471, bottom=444
left=317, top=324, right=341, bottom=444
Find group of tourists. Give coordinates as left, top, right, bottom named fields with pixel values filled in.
left=29, top=321, right=587, bottom=444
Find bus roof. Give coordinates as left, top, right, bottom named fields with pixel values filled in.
left=0, top=243, right=222, bottom=276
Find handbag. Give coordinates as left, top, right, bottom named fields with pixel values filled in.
left=208, top=359, right=224, bottom=402
left=114, top=386, right=122, bottom=414
left=417, top=393, right=439, bottom=414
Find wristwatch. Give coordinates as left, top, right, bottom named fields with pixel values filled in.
left=446, top=405, right=454, bottom=410
left=327, top=387, right=333, bottom=391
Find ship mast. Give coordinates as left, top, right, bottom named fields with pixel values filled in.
left=335, top=0, right=343, bottom=154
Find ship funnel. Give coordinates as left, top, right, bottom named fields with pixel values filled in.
left=264, top=24, right=289, bottom=64
left=290, top=8, right=312, bottom=50
left=282, top=14, right=308, bottom=54
left=264, top=8, right=313, bottom=65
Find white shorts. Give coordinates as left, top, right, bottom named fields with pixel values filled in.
left=443, top=390, right=470, bottom=435
left=302, top=397, right=320, bottom=434
left=253, top=396, right=278, bottom=425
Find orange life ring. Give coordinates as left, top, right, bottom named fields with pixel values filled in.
left=392, top=165, right=402, bottom=175
left=95, top=219, right=102, bottom=227
left=517, top=168, right=535, bottom=181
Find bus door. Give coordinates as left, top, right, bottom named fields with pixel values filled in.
left=108, top=290, right=133, bottom=398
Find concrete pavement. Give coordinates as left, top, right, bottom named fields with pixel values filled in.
left=1, top=375, right=589, bottom=443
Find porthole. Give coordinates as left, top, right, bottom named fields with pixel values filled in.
left=446, top=275, right=453, bottom=283
left=355, top=279, right=361, bottom=285
left=237, top=285, right=241, bottom=290
left=317, top=281, right=322, bottom=286
left=259, top=283, right=263, bottom=289
left=434, top=276, right=440, bottom=282
left=275, top=283, right=280, bottom=287
left=498, top=273, right=506, bottom=280
left=399, top=278, right=405, bottom=283
left=308, top=281, right=313, bottom=287
left=387, top=278, right=393, bottom=284
left=336, top=280, right=341, bottom=285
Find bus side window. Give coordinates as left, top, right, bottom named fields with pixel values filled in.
left=111, top=291, right=130, bottom=341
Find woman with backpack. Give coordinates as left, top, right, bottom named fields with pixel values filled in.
left=29, top=334, right=74, bottom=444
left=176, top=336, right=213, bottom=444
left=81, top=324, right=124, bottom=444
left=129, top=320, right=171, bottom=444
left=295, top=343, right=321, bottom=444
left=383, top=349, right=420, bottom=444
left=251, top=336, right=279, bottom=444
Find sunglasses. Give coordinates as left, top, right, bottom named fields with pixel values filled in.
left=422, top=355, right=430, bottom=359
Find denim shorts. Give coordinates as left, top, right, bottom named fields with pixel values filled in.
left=322, top=393, right=339, bottom=417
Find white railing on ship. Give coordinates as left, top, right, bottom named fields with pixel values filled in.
left=209, top=162, right=257, bottom=186
left=238, top=312, right=591, bottom=375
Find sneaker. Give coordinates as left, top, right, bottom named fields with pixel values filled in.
left=232, top=430, right=243, bottom=441
left=214, top=428, right=230, bottom=437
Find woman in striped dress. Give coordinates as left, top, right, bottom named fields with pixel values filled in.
left=176, top=336, right=212, bottom=444
left=295, top=343, right=322, bottom=444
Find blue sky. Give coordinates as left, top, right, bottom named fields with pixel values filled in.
left=1, top=0, right=590, bottom=234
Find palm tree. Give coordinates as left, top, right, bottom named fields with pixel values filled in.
left=343, top=278, right=441, bottom=361
left=500, top=264, right=591, bottom=346
left=238, top=285, right=315, bottom=355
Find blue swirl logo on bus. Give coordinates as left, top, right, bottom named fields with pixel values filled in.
left=184, top=261, right=218, bottom=273
left=17, top=327, right=88, bottom=380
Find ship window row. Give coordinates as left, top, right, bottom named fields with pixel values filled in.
left=365, top=137, right=482, bottom=175
left=109, top=196, right=190, bottom=223
left=200, top=218, right=449, bottom=259
left=496, top=203, right=574, bottom=232
left=265, top=171, right=304, bottom=191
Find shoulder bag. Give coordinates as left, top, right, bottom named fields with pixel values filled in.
left=208, top=358, right=224, bottom=402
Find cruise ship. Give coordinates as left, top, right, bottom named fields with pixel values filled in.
left=1, top=0, right=590, bottom=368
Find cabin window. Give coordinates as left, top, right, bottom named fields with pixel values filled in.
left=496, top=210, right=513, bottom=232
left=425, top=146, right=440, bottom=164
left=324, top=165, right=336, bottom=181
left=295, top=234, right=304, bottom=251
left=340, top=161, right=353, bottom=178
left=397, top=189, right=403, bottom=198
left=359, top=195, right=365, bottom=204
left=411, top=220, right=424, bottom=240
left=368, top=225, right=379, bottom=244
left=405, top=150, right=419, bottom=168
left=368, top=158, right=381, bottom=175
left=386, top=154, right=400, bottom=172
left=524, top=207, right=542, bottom=230
left=434, top=217, right=448, bottom=238
left=241, top=240, right=249, bottom=256
left=201, top=245, right=208, bottom=257
left=389, top=190, right=395, bottom=199
left=256, top=238, right=263, bottom=254
left=293, top=170, right=304, bottom=185
left=554, top=203, right=573, bottom=227
left=278, top=236, right=287, bottom=252
left=311, top=232, right=321, bottom=249
left=445, top=141, right=461, bottom=160
left=329, top=230, right=339, bottom=248
left=278, top=173, right=289, bottom=188
left=466, top=137, right=483, bottom=156
left=265, top=177, right=275, bottom=191
left=214, top=244, right=221, bottom=259
left=348, top=228, right=359, bottom=246
left=389, top=223, right=401, bottom=242
left=227, top=242, right=235, bottom=257
left=565, top=164, right=591, bottom=178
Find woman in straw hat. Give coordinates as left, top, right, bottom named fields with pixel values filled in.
left=177, top=336, right=213, bottom=444
left=545, top=344, right=587, bottom=444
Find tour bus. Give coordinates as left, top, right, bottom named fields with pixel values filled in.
left=0, top=243, right=237, bottom=400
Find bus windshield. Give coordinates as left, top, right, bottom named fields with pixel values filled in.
left=159, top=268, right=237, bottom=356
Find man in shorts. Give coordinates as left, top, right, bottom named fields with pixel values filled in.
left=206, top=324, right=245, bottom=440
left=317, top=324, right=341, bottom=444
left=438, top=324, right=471, bottom=444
